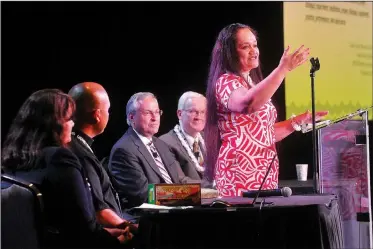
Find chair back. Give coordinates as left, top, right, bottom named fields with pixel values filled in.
left=1, top=174, right=44, bottom=249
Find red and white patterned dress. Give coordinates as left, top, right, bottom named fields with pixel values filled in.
left=215, top=73, right=279, bottom=197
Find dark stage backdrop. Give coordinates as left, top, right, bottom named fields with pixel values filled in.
left=1, top=1, right=371, bottom=180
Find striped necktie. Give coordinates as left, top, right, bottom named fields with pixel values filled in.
left=148, top=141, right=173, bottom=184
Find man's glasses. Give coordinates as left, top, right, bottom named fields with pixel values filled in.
left=137, top=109, right=163, bottom=117
left=183, top=109, right=206, bottom=117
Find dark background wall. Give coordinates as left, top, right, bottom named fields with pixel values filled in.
left=1, top=1, right=371, bottom=180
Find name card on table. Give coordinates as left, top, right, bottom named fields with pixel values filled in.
left=148, top=183, right=201, bottom=206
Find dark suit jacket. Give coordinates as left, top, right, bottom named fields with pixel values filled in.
left=68, top=131, right=122, bottom=216
left=108, top=127, right=183, bottom=208
left=159, top=129, right=213, bottom=188
left=9, top=146, right=120, bottom=249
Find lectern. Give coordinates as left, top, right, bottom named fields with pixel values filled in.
left=316, top=109, right=371, bottom=248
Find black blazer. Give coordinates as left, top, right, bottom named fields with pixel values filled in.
left=69, top=133, right=122, bottom=215
left=108, top=127, right=181, bottom=208
left=10, top=146, right=120, bottom=249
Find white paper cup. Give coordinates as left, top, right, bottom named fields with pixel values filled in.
left=296, top=164, right=308, bottom=181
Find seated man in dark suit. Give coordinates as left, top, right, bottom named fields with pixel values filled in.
left=108, top=92, right=194, bottom=208
left=159, top=91, right=214, bottom=188
left=68, top=82, right=137, bottom=232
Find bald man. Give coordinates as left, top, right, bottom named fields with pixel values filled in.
left=68, top=82, right=136, bottom=231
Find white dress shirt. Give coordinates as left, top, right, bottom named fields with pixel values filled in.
left=179, top=122, right=199, bottom=148
left=133, top=128, right=156, bottom=158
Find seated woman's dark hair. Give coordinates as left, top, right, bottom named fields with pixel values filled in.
left=2, top=89, right=75, bottom=171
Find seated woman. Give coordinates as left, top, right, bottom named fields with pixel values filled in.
left=1, top=89, right=132, bottom=248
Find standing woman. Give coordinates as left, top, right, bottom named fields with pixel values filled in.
left=1, top=89, right=130, bottom=248
left=205, top=23, right=327, bottom=197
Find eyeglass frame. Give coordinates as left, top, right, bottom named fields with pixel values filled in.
left=134, top=109, right=163, bottom=117
left=182, top=109, right=206, bottom=116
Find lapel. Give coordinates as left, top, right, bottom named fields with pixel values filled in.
left=171, top=130, right=195, bottom=165
left=199, top=140, right=207, bottom=160
left=72, top=134, right=103, bottom=167
left=171, top=130, right=204, bottom=178
left=153, top=137, right=179, bottom=183
left=198, top=131, right=207, bottom=158
left=71, top=135, right=118, bottom=190
left=128, top=127, right=164, bottom=180
left=72, top=132, right=94, bottom=156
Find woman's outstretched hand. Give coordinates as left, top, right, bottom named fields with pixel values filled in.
left=295, top=110, right=329, bottom=125
left=279, top=45, right=310, bottom=72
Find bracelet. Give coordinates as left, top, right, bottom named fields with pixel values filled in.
left=290, top=114, right=302, bottom=131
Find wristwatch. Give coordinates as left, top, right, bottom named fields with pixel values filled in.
left=290, top=114, right=302, bottom=131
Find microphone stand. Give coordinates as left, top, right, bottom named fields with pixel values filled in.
left=248, top=154, right=277, bottom=206
left=310, top=57, right=320, bottom=194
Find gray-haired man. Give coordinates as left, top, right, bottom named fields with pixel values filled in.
left=108, top=92, right=194, bottom=209
left=159, top=91, right=213, bottom=188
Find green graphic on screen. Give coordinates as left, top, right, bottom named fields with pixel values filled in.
left=283, top=2, right=372, bottom=120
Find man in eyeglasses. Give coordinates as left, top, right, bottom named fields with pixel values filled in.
left=159, top=91, right=214, bottom=188
left=108, top=92, right=188, bottom=209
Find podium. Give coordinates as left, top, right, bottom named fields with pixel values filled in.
left=315, top=109, right=371, bottom=248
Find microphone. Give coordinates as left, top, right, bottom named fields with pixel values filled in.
left=310, top=57, right=316, bottom=66
left=310, top=57, right=320, bottom=72
left=242, top=187, right=292, bottom=198
left=301, top=120, right=332, bottom=133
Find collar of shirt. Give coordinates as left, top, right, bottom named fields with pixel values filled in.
left=179, top=122, right=198, bottom=147
left=73, top=130, right=94, bottom=147
left=133, top=127, right=159, bottom=160
left=133, top=127, right=153, bottom=146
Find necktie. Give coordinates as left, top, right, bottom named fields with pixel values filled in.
left=148, top=142, right=173, bottom=184
left=193, top=140, right=204, bottom=166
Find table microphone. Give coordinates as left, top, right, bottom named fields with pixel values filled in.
left=242, top=187, right=292, bottom=198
